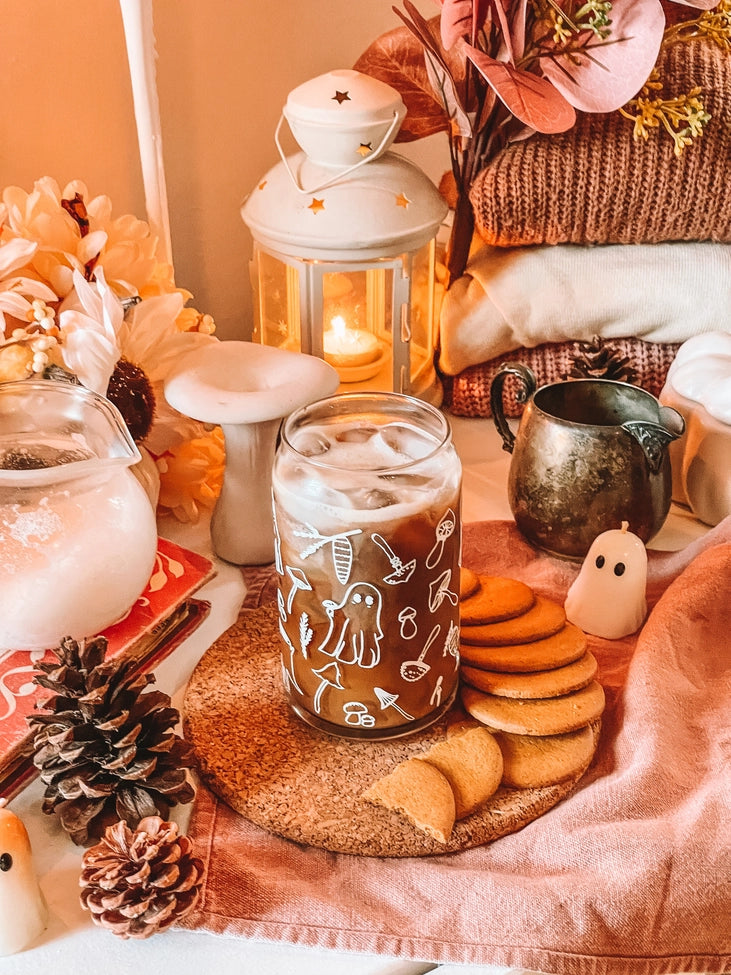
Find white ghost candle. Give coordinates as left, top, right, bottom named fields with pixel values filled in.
left=565, top=522, right=648, bottom=640
left=0, top=799, right=48, bottom=955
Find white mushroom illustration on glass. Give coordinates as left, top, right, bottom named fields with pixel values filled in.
left=429, top=569, right=459, bottom=612
left=313, top=661, right=345, bottom=715
left=397, top=606, right=418, bottom=639
left=286, top=567, right=312, bottom=614
left=374, top=687, right=414, bottom=722
left=426, top=508, right=456, bottom=568
left=371, top=533, right=416, bottom=584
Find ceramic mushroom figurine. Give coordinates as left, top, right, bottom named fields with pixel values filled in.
left=565, top=522, right=648, bottom=640
left=164, top=341, right=339, bottom=565
left=0, top=798, right=47, bottom=955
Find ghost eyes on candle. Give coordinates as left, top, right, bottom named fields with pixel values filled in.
left=595, top=555, right=605, bottom=568
left=614, top=562, right=626, bottom=576
left=0, top=853, right=12, bottom=871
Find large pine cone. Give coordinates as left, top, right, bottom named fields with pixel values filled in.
left=80, top=816, right=205, bottom=938
left=28, top=636, right=196, bottom=845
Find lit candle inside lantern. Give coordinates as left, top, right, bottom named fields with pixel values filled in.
left=564, top=521, right=648, bottom=640
left=323, top=316, right=380, bottom=369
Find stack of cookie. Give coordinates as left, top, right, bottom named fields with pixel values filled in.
left=361, top=571, right=605, bottom=846
left=457, top=569, right=605, bottom=789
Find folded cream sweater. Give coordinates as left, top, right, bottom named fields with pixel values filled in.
left=439, top=240, right=731, bottom=376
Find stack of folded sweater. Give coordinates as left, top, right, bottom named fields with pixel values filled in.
left=438, top=27, right=731, bottom=417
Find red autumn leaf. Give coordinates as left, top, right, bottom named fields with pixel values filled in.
left=500, top=0, right=529, bottom=61
left=440, top=0, right=475, bottom=49
left=465, top=44, right=576, bottom=133
left=539, top=0, right=667, bottom=114
left=489, top=0, right=515, bottom=63
left=353, top=25, right=449, bottom=141
left=353, top=18, right=469, bottom=142
left=439, top=0, right=490, bottom=49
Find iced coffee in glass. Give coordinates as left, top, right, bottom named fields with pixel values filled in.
left=272, top=392, right=462, bottom=739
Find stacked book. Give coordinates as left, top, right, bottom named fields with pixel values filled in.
left=0, top=537, right=215, bottom=800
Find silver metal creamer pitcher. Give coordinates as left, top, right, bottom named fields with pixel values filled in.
left=490, top=364, right=685, bottom=559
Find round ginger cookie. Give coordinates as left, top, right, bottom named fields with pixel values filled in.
left=421, top=725, right=503, bottom=820
left=362, top=757, right=456, bottom=844
left=461, top=650, right=597, bottom=699
left=459, top=575, right=536, bottom=624
left=461, top=680, right=606, bottom=736
left=494, top=725, right=597, bottom=789
left=461, top=595, right=566, bottom=646
left=460, top=622, right=587, bottom=673
left=459, top=566, right=481, bottom=600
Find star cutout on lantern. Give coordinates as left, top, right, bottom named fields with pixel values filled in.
left=395, top=192, right=411, bottom=208
left=309, top=197, right=325, bottom=214
left=332, top=90, right=351, bottom=104
left=357, top=143, right=373, bottom=157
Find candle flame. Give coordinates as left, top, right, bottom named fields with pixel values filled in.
left=331, top=315, right=347, bottom=338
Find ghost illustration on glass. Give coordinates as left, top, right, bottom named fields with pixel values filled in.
left=0, top=799, right=48, bottom=955
left=564, top=522, right=648, bottom=640
left=318, top=582, right=384, bottom=668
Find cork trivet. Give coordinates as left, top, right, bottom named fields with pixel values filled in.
left=183, top=604, right=599, bottom=858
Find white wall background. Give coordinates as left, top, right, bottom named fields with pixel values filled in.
left=0, top=0, right=446, bottom=340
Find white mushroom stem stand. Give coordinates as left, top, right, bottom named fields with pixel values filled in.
left=164, top=342, right=339, bottom=565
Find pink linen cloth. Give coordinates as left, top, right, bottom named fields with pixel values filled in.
left=177, top=518, right=731, bottom=975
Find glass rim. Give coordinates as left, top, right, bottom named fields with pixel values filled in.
left=279, top=390, right=452, bottom=474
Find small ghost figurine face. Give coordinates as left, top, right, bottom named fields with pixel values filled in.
left=0, top=798, right=48, bottom=955
left=565, top=522, right=648, bottom=640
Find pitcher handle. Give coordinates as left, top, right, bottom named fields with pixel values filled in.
left=490, top=363, right=537, bottom=454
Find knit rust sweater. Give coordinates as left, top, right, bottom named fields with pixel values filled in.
left=469, top=36, right=731, bottom=247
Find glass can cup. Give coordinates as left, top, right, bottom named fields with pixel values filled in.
left=272, top=391, right=462, bottom=739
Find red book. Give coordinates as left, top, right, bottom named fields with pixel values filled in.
left=0, top=536, right=215, bottom=799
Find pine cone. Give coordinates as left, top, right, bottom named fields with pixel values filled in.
left=28, top=636, right=196, bottom=845
left=567, top=336, right=639, bottom=385
left=80, top=816, right=205, bottom=938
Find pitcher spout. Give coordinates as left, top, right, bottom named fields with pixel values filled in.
left=622, top=406, right=685, bottom=475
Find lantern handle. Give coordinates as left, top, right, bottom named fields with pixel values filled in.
left=273, top=111, right=402, bottom=196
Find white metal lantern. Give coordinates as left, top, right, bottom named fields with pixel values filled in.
left=241, top=69, right=448, bottom=403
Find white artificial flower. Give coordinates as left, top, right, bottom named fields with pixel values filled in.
left=0, top=237, right=58, bottom=332
left=57, top=268, right=216, bottom=452
left=57, top=268, right=122, bottom=393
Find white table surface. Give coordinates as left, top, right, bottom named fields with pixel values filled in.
left=1, top=414, right=709, bottom=975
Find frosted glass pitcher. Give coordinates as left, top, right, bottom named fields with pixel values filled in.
left=0, top=380, right=158, bottom=650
